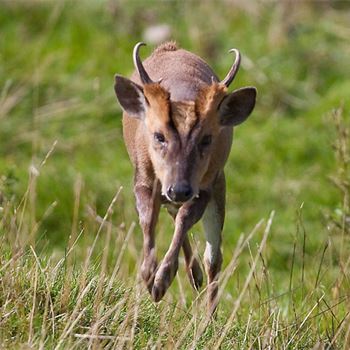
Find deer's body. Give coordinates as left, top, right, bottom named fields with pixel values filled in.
left=115, top=42, right=256, bottom=313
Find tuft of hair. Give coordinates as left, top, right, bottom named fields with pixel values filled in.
left=196, top=83, right=227, bottom=115
left=154, top=41, right=178, bottom=54
left=143, top=84, right=170, bottom=123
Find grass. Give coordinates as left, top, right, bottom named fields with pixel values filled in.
left=1, top=0, right=350, bottom=348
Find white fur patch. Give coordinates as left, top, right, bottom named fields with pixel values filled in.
left=202, top=199, right=222, bottom=266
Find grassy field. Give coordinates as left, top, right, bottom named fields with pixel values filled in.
left=1, top=0, right=350, bottom=348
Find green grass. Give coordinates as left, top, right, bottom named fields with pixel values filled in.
left=1, top=0, right=350, bottom=348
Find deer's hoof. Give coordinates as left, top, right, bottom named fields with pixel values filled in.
left=151, top=283, right=166, bottom=302
left=141, top=256, right=158, bottom=293
left=187, top=258, right=203, bottom=290
left=151, top=259, right=178, bottom=302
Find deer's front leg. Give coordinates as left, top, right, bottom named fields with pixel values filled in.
left=152, top=191, right=210, bottom=302
left=166, top=207, right=203, bottom=291
left=135, top=182, right=161, bottom=293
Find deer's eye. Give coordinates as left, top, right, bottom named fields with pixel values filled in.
left=154, top=132, right=166, bottom=144
left=200, top=135, right=212, bottom=147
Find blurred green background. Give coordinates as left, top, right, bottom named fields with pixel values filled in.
left=1, top=0, right=349, bottom=275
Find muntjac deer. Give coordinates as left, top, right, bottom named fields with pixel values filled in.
left=114, top=42, right=256, bottom=314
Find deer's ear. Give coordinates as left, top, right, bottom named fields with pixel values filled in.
left=218, top=87, right=257, bottom=126
left=114, top=75, right=147, bottom=119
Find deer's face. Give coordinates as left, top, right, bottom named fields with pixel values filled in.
left=115, top=78, right=256, bottom=204
left=145, top=99, right=222, bottom=202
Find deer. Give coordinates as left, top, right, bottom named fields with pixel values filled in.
left=114, top=41, right=256, bottom=314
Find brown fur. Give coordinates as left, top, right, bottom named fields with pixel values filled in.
left=171, top=101, right=197, bottom=134
left=144, top=83, right=170, bottom=125
left=196, top=83, right=227, bottom=116
left=122, top=44, right=231, bottom=314
left=115, top=42, right=255, bottom=315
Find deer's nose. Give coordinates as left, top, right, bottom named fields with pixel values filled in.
left=167, top=183, right=193, bottom=203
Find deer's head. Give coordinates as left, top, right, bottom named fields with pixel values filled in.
left=115, top=43, right=256, bottom=203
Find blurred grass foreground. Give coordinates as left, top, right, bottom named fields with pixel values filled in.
left=1, top=0, right=350, bottom=348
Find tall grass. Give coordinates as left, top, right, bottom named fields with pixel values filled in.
left=1, top=109, right=350, bottom=348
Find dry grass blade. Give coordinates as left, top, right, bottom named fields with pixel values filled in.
left=286, top=293, right=325, bottom=347
left=55, top=277, right=97, bottom=349
left=175, top=219, right=264, bottom=348
left=218, top=219, right=265, bottom=298
left=30, top=246, right=56, bottom=338
left=104, top=221, right=136, bottom=301
left=15, top=140, right=58, bottom=240
left=28, top=264, right=39, bottom=345
left=39, top=290, right=51, bottom=350
left=129, top=269, right=142, bottom=348
left=88, top=186, right=123, bottom=258
left=0, top=84, right=27, bottom=120
left=329, top=311, right=350, bottom=349
left=114, top=221, right=136, bottom=277
left=55, top=306, right=89, bottom=350
left=213, top=211, right=274, bottom=350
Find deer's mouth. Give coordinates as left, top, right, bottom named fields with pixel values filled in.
left=161, top=192, right=199, bottom=205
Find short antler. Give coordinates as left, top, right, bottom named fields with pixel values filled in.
left=221, top=48, right=241, bottom=88
left=133, top=42, right=154, bottom=85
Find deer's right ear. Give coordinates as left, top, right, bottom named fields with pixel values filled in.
left=114, top=75, right=148, bottom=119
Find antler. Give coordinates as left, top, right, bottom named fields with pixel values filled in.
left=221, top=48, right=241, bottom=88
left=133, top=42, right=154, bottom=85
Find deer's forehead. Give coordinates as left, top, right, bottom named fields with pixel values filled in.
left=173, top=100, right=223, bottom=136
left=144, top=83, right=227, bottom=136
left=171, top=101, right=198, bottom=134
left=148, top=100, right=219, bottom=135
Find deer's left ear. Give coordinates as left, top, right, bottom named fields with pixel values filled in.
left=218, top=87, right=257, bottom=126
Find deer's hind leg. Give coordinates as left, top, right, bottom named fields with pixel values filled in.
left=182, top=235, right=203, bottom=290
left=202, top=171, right=225, bottom=315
